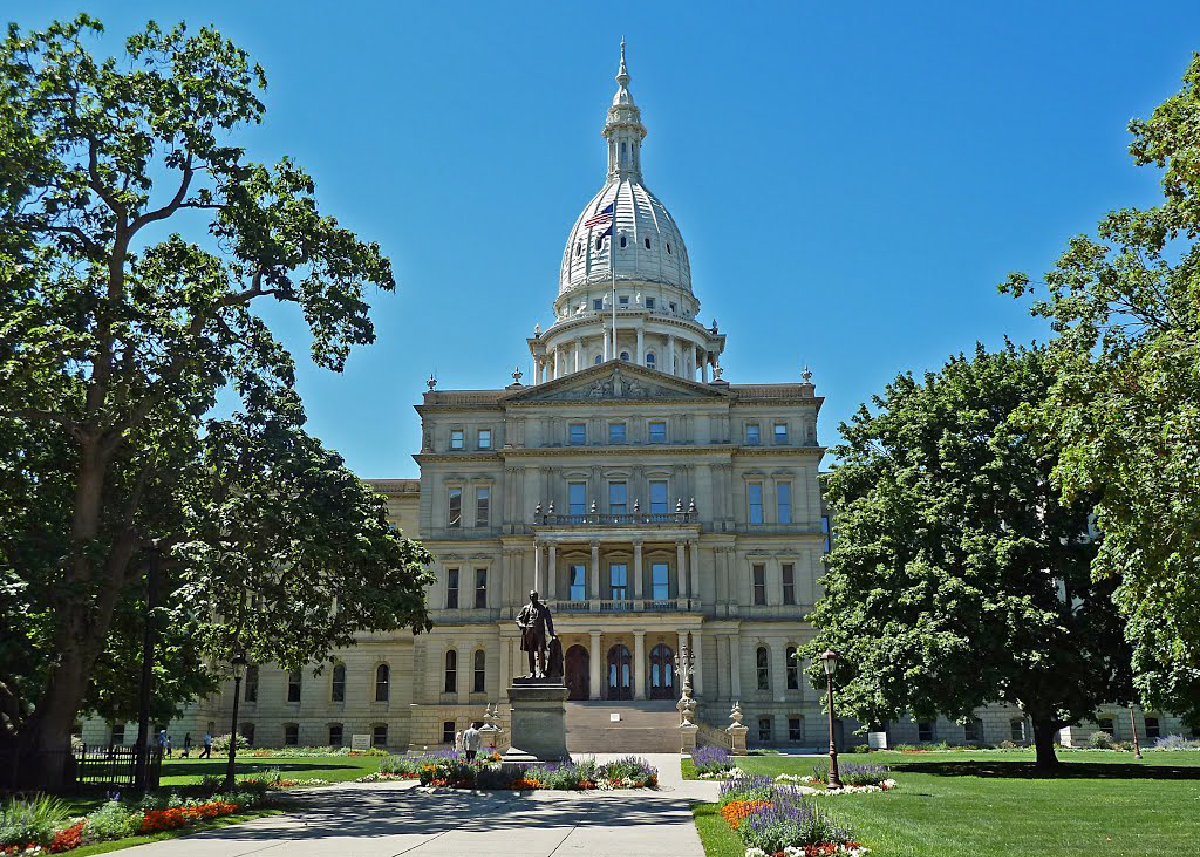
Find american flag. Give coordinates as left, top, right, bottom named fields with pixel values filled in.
left=584, top=203, right=614, bottom=235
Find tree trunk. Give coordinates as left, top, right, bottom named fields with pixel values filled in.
left=1032, top=717, right=1060, bottom=769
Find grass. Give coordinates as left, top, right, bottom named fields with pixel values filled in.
left=690, top=749, right=1200, bottom=857
left=65, top=807, right=282, bottom=856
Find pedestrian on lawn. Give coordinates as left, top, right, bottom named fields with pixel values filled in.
left=183, top=732, right=192, bottom=757
left=201, top=731, right=213, bottom=759
left=463, top=723, right=481, bottom=762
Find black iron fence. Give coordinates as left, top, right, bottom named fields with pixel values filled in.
left=2, top=744, right=162, bottom=792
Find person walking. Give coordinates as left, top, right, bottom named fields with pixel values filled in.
left=462, top=722, right=481, bottom=762
left=201, top=731, right=213, bottom=759
left=157, top=729, right=168, bottom=757
left=183, top=732, right=192, bottom=758
left=454, top=729, right=463, bottom=754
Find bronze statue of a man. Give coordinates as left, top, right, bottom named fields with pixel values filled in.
left=517, top=590, right=556, bottom=678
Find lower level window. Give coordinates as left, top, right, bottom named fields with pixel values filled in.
left=1010, top=719, right=1025, bottom=742
left=1145, top=716, right=1160, bottom=740
left=788, top=716, right=802, bottom=742
left=757, top=716, right=772, bottom=743
left=240, top=723, right=255, bottom=746
left=917, top=721, right=934, bottom=742
left=442, top=720, right=456, bottom=745
left=373, top=724, right=388, bottom=747
left=328, top=723, right=344, bottom=747
left=110, top=724, right=125, bottom=746
left=284, top=723, right=299, bottom=746
left=964, top=717, right=983, bottom=742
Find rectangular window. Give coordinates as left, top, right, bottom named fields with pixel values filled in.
left=918, top=721, right=934, bottom=742
left=619, top=294, right=629, bottom=305
left=328, top=724, right=343, bottom=747
left=448, top=488, right=462, bottom=528
left=786, top=646, right=800, bottom=690
left=822, top=515, right=832, bottom=553
left=1097, top=717, right=1114, bottom=737
left=789, top=717, right=802, bottom=742
left=473, top=651, right=486, bottom=693
left=748, top=483, right=764, bottom=524
left=244, top=665, right=259, bottom=703
left=1011, top=719, right=1026, bottom=741
left=570, top=564, right=587, bottom=601
left=441, top=721, right=455, bottom=745
left=609, top=481, right=628, bottom=514
left=569, top=423, right=587, bottom=445
left=450, top=429, right=464, bottom=450
left=650, top=480, right=669, bottom=514
left=964, top=717, right=983, bottom=742
left=774, top=422, right=789, bottom=445
left=373, top=724, right=388, bottom=747
left=240, top=723, right=255, bottom=746
left=608, top=422, right=627, bottom=444
left=477, top=428, right=492, bottom=449
left=569, top=482, right=587, bottom=514
left=475, top=487, right=490, bottom=527
left=331, top=666, right=345, bottom=702
left=782, top=563, right=796, bottom=606
left=669, top=302, right=677, bottom=312
left=474, top=568, right=487, bottom=608
left=287, top=670, right=301, bottom=703
left=1145, top=716, right=1160, bottom=740
left=745, top=424, right=761, bottom=446
left=446, top=567, right=459, bottom=609
left=648, top=421, right=667, bottom=443
left=593, top=299, right=603, bottom=310
left=777, top=482, right=792, bottom=524
left=284, top=723, right=299, bottom=746
left=111, top=724, right=125, bottom=746
left=753, top=564, right=767, bottom=606
left=652, top=563, right=670, bottom=600
left=646, top=297, right=655, bottom=309
left=609, top=563, right=628, bottom=601
left=757, top=716, right=772, bottom=743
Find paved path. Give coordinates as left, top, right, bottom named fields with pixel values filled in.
left=128, top=754, right=721, bottom=857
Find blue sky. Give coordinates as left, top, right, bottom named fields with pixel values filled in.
left=11, top=1, right=1199, bottom=477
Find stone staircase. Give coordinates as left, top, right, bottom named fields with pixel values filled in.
left=565, top=700, right=682, bottom=753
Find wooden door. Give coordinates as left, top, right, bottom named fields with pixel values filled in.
left=565, top=645, right=589, bottom=701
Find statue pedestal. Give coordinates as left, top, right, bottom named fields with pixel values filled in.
left=727, top=724, right=748, bottom=755
left=501, top=680, right=569, bottom=766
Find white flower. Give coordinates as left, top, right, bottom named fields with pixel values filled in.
left=743, top=849, right=769, bottom=857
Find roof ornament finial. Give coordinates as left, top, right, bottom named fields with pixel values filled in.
left=427, top=372, right=437, bottom=391
left=616, top=36, right=630, bottom=88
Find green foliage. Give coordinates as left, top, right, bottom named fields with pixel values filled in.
left=1087, top=731, right=1114, bottom=750
left=211, top=733, right=249, bottom=754
left=1001, top=53, right=1200, bottom=729
left=0, top=793, right=70, bottom=846
left=809, top=344, right=1128, bottom=765
left=82, top=799, right=138, bottom=843
left=0, top=14, right=430, bottom=772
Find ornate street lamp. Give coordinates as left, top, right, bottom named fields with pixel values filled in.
left=222, top=653, right=247, bottom=791
left=820, top=648, right=843, bottom=789
left=674, top=644, right=695, bottom=698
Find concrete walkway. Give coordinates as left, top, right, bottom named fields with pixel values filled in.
left=127, top=753, right=721, bottom=857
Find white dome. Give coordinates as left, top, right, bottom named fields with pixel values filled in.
left=559, top=179, right=691, bottom=297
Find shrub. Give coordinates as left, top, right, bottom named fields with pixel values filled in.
left=692, top=745, right=734, bottom=774
left=891, top=743, right=918, bottom=752
left=1152, top=734, right=1200, bottom=751
left=83, top=800, right=139, bottom=843
left=1088, top=731, right=1114, bottom=750
left=850, top=744, right=870, bottom=754
left=597, top=756, right=657, bottom=786
left=0, top=794, right=71, bottom=847
left=211, top=733, right=249, bottom=753
left=810, top=762, right=891, bottom=787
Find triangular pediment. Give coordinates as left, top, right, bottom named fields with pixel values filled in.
left=502, top=360, right=730, bottom=405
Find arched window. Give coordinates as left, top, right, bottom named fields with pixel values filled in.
left=286, top=669, right=301, bottom=702
left=595, top=237, right=603, bottom=250
left=785, top=647, right=799, bottom=690
left=645, top=352, right=656, bottom=370
left=473, top=650, right=486, bottom=693
left=667, top=243, right=672, bottom=254
left=621, top=141, right=628, bottom=163
left=756, top=646, right=770, bottom=691
left=444, top=649, right=458, bottom=693
left=644, top=237, right=651, bottom=249
left=620, top=351, right=630, bottom=362
left=594, top=355, right=602, bottom=365
left=620, top=235, right=627, bottom=248
left=331, top=664, right=346, bottom=703
left=375, top=664, right=390, bottom=702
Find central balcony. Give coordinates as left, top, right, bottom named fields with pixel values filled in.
left=548, top=598, right=697, bottom=614
left=535, top=500, right=697, bottom=528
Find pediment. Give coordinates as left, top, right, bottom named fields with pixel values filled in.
left=503, top=360, right=730, bottom=404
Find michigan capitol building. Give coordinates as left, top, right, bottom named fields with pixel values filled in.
left=84, top=46, right=1188, bottom=755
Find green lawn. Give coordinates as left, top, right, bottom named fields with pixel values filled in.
left=156, top=752, right=383, bottom=786
left=691, top=750, right=1200, bottom=857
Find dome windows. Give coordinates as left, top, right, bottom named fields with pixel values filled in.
left=645, top=352, right=656, bottom=370
left=620, top=235, right=627, bottom=248
left=666, top=243, right=672, bottom=254
left=644, top=237, right=651, bottom=249
left=595, top=237, right=603, bottom=251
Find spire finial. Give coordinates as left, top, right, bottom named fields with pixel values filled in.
left=616, top=37, right=629, bottom=85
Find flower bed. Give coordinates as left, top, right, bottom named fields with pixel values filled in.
left=807, top=763, right=893, bottom=789
left=717, top=777, right=871, bottom=857
left=774, top=774, right=896, bottom=794
left=363, top=752, right=656, bottom=791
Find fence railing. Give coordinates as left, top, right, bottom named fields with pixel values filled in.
left=1, top=744, right=163, bottom=791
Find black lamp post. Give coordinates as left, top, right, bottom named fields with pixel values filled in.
left=820, top=648, right=843, bottom=789
left=222, top=653, right=247, bottom=791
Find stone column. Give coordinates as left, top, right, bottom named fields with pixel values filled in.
left=546, top=542, right=557, bottom=601
left=633, top=540, right=643, bottom=601
left=677, top=540, right=688, bottom=600
left=729, top=634, right=742, bottom=698
left=574, top=339, right=582, bottom=373
left=533, top=541, right=542, bottom=595
left=692, top=628, right=704, bottom=697
left=702, top=357, right=709, bottom=383
left=636, top=326, right=644, bottom=365
left=553, top=347, right=560, bottom=380
left=590, top=631, right=603, bottom=700
left=689, top=539, right=701, bottom=605
left=604, top=328, right=610, bottom=362
left=667, top=334, right=676, bottom=375
left=770, top=636, right=786, bottom=703
left=633, top=630, right=647, bottom=700
left=590, top=541, right=601, bottom=602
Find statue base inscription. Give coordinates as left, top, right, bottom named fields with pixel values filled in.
left=501, top=680, right=569, bottom=766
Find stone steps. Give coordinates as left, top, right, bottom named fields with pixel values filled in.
left=565, top=700, right=682, bottom=753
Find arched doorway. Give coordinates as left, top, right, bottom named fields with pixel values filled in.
left=648, top=643, right=676, bottom=699
left=565, top=645, right=589, bottom=701
left=606, top=644, right=632, bottom=700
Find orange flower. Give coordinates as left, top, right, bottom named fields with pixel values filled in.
left=719, top=799, right=771, bottom=830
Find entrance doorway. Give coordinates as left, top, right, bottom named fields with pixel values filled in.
left=648, top=643, right=676, bottom=699
left=606, top=644, right=632, bottom=700
left=565, top=645, right=589, bottom=700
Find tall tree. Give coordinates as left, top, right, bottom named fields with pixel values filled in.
left=807, top=344, right=1128, bottom=768
left=1002, top=53, right=1200, bottom=728
left=0, top=16, right=431, bottom=786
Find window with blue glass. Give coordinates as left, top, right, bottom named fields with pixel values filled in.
left=650, top=480, right=669, bottom=514
left=652, top=563, right=670, bottom=600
